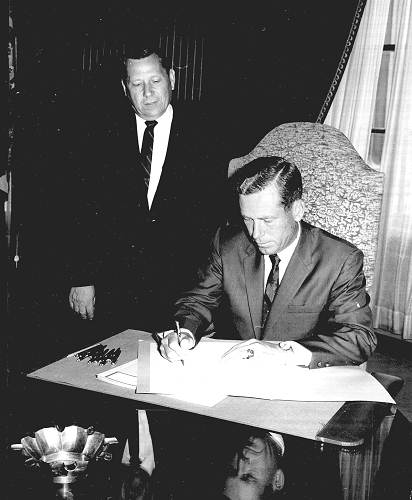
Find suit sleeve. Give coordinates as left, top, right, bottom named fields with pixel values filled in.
left=299, top=248, right=377, bottom=368
left=66, top=129, right=105, bottom=287
left=174, top=229, right=225, bottom=342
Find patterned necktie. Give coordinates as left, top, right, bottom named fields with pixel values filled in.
left=262, top=254, right=281, bottom=326
left=140, top=120, right=157, bottom=189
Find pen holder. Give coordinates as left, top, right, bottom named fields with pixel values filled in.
left=11, top=425, right=118, bottom=498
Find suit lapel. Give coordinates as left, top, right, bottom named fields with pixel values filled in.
left=263, top=223, right=313, bottom=335
left=243, top=243, right=265, bottom=339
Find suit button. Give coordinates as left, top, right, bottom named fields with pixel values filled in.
left=131, top=244, right=135, bottom=249
left=317, top=362, right=323, bottom=368
left=151, top=218, right=157, bottom=223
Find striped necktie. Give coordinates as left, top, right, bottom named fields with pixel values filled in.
left=262, top=254, right=280, bottom=326
left=140, top=120, right=157, bottom=189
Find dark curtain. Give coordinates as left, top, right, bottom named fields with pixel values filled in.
left=6, top=0, right=366, bottom=435
left=8, top=0, right=368, bottom=353
left=199, top=1, right=366, bottom=155
left=11, top=2, right=366, bottom=151
left=7, top=0, right=368, bottom=370
left=5, top=1, right=367, bottom=491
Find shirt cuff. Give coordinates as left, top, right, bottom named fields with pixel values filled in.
left=179, top=328, right=196, bottom=349
left=285, top=341, right=312, bottom=366
left=298, top=348, right=312, bottom=367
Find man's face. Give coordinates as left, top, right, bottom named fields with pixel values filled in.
left=223, top=436, right=280, bottom=499
left=125, top=54, right=175, bottom=120
left=239, top=184, right=303, bottom=255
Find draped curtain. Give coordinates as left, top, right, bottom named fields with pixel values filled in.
left=323, top=0, right=390, bottom=159
left=323, top=0, right=412, bottom=339
left=373, top=0, right=412, bottom=339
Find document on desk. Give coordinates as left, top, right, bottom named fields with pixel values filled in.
left=96, top=338, right=395, bottom=406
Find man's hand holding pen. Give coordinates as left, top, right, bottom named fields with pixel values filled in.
left=154, top=329, right=312, bottom=367
left=154, top=321, right=195, bottom=364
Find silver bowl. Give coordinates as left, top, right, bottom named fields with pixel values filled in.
left=11, top=425, right=118, bottom=484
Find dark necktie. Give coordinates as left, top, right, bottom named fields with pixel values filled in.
left=140, top=120, right=157, bottom=189
left=262, top=254, right=280, bottom=326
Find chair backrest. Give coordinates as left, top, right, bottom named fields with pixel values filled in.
left=228, top=122, right=384, bottom=293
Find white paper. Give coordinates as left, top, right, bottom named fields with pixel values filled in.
left=96, top=339, right=395, bottom=406
left=97, top=360, right=138, bottom=389
left=96, top=358, right=226, bottom=406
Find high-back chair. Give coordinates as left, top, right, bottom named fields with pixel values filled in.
left=228, top=122, right=384, bottom=294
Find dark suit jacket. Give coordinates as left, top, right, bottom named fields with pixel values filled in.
left=70, top=94, right=228, bottom=329
left=175, top=221, right=376, bottom=368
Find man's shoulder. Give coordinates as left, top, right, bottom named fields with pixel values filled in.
left=302, top=221, right=363, bottom=257
left=88, top=93, right=134, bottom=133
left=215, top=224, right=251, bottom=254
left=171, top=105, right=232, bottom=173
left=171, top=107, right=214, bottom=148
left=171, top=104, right=228, bottom=147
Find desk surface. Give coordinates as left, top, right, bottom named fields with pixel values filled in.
left=27, top=329, right=347, bottom=442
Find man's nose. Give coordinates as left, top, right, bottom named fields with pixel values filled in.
left=143, top=82, right=153, bottom=97
left=252, top=221, right=263, bottom=240
left=237, top=455, right=250, bottom=473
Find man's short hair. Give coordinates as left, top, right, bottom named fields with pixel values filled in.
left=121, top=38, right=172, bottom=81
left=232, top=156, right=303, bottom=209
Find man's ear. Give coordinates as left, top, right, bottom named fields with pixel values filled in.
left=169, top=68, right=176, bottom=90
left=272, top=469, right=285, bottom=491
left=121, top=79, right=127, bottom=96
left=292, top=199, right=305, bottom=222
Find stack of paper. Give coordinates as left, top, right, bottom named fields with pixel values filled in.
left=96, top=339, right=395, bottom=407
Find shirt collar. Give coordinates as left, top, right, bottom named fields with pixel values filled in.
left=135, top=104, right=173, bottom=129
left=277, top=221, right=301, bottom=263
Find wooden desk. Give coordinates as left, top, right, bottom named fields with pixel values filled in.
left=27, top=329, right=391, bottom=446
left=21, top=329, right=408, bottom=500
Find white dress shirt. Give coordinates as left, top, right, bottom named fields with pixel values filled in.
left=263, top=222, right=301, bottom=288
left=135, top=104, right=173, bottom=209
left=262, top=222, right=311, bottom=366
left=133, top=106, right=173, bottom=472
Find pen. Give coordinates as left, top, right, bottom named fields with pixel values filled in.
left=66, top=342, right=103, bottom=358
left=175, top=320, right=185, bottom=366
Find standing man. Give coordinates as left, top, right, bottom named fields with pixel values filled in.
left=66, top=39, right=228, bottom=478
left=159, top=156, right=377, bottom=368
left=68, top=40, right=227, bottom=332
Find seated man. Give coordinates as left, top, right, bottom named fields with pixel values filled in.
left=159, top=156, right=377, bottom=368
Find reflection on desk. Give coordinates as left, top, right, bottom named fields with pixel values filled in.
left=8, top=408, right=411, bottom=499
left=148, top=409, right=411, bottom=500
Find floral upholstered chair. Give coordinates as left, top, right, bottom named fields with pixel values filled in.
left=228, top=122, right=384, bottom=294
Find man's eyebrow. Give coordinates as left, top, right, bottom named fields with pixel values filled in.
left=242, top=215, right=275, bottom=220
left=240, top=473, right=257, bottom=482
